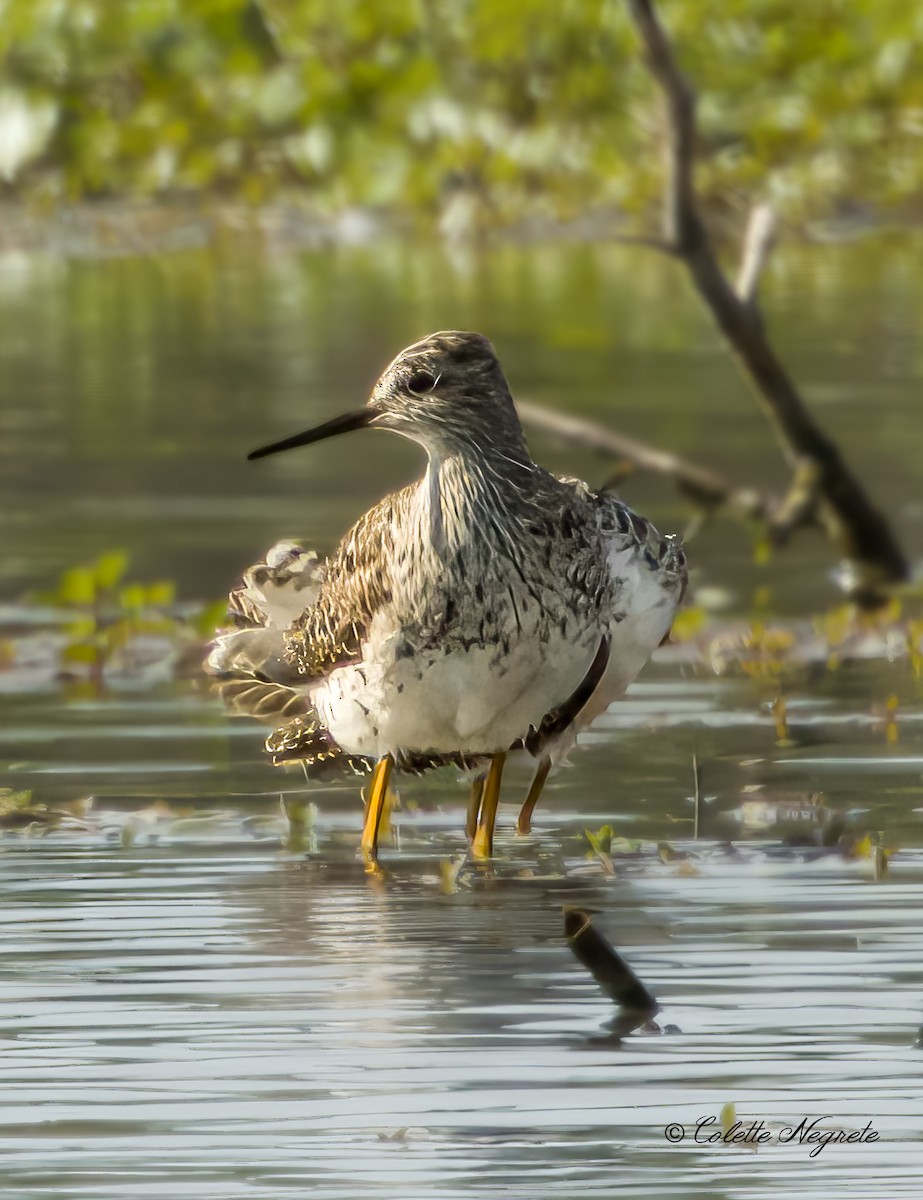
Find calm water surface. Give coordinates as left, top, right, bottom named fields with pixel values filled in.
left=1, top=236, right=922, bottom=1197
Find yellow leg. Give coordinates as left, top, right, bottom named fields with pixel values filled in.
left=471, top=752, right=506, bottom=860
left=466, top=774, right=485, bottom=842
left=361, top=754, right=393, bottom=867
left=517, top=755, right=551, bottom=835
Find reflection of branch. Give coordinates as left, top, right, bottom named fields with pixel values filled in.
left=625, top=0, right=908, bottom=601
left=517, top=400, right=767, bottom=520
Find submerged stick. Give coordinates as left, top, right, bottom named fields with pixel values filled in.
left=564, top=907, right=660, bottom=1014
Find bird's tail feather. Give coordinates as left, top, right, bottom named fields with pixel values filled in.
left=266, top=712, right=372, bottom=778
left=214, top=675, right=309, bottom=723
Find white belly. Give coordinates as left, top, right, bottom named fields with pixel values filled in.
left=310, top=609, right=600, bottom=760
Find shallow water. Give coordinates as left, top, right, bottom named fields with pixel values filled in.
left=1, top=237, right=923, bottom=1196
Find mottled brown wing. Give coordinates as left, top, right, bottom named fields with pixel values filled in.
left=227, top=586, right=265, bottom=629
left=225, top=541, right=323, bottom=631
left=208, top=543, right=324, bottom=721
left=285, top=486, right=413, bottom=680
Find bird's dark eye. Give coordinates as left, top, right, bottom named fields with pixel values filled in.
left=406, top=370, right=438, bottom=395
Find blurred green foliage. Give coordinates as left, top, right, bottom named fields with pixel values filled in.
left=19, top=551, right=226, bottom=682
left=1, top=0, right=921, bottom=225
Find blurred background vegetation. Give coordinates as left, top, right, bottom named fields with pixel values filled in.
left=1, top=0, right=920, bottom=626
left=1, top=0, right=922, bottom=233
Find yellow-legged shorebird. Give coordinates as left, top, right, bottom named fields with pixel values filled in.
left=208, top=331, right=686, bottom=864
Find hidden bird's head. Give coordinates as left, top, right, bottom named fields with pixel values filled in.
left=248, top=331, right=528, bottom=463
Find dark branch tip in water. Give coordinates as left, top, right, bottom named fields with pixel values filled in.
left=563, top=906, right=593, bottom=941
left=563, top=906, right=660, bottom=1016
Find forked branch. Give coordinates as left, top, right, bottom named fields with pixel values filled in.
left=625, top=0, right=908, bottom=602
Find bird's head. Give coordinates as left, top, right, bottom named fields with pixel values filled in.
left=248, top=331, right=527, bottom=463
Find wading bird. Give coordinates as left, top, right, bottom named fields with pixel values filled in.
left=208, top=331, right=685, bottom=865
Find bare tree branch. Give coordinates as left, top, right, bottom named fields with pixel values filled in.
left=625, top=0, right=698, bottom=252
left=625, top=0, right=908, bottom=603
left=517, top=399, right=768, bottom=521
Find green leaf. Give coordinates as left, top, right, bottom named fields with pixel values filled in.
left=119, top=584, right=146, bottom=611
left=584, top=824, right=614, bottom=856
left=195, top=598, right=231, bottom=637
left=610, top=836, right=643, bottom=855
left=58, top=567, right=96, bottom=607
left=65, top=617, right=97, bottom=641
left=0, top=788, right=34, bottom=813
left=62, top=642, right=100, bottom=665
left=145, top=581, right=176, bottom=607
left=94, top=550, right=129, bottom=591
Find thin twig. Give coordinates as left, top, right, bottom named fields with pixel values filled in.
left=517, top=399, right=768, bottom=520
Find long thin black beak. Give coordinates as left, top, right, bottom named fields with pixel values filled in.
left=247, top=408, right=374, bottom=461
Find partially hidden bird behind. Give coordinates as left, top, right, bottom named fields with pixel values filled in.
left=208, top=331, right=686, bottom=865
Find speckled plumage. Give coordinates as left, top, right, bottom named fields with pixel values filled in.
left=208, top=330, right=686, bottom=788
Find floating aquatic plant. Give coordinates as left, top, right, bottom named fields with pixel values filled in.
left=665, top=595, right=923, bottom=678
left=0, top=788, right=94, bottom=834
left=1, top=550, right=227, bottom=693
